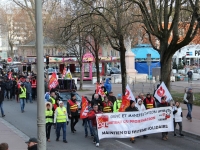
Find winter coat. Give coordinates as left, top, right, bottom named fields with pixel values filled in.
left=88, top=109, right=102, bottom=127
left=104, top=78, right=112, bottom=93
left=125, top=106, right=139, bottom=112
left=24, top=82, right=32, bottom=93
left=91, top=98, right=103, bottom=111
left=5, top=80, right=12, bottom=90
left=173, top=106, right=183, bottom=122
left=28, top=144, right=37, bottom=150
left=0, top=81, right=5, bottom=103
left=135, top=99, right=146, bottom=112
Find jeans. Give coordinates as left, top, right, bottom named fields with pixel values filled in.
left=70, top=115, right=79, bottom=131
left=84, top=118, right=93, bottom=136
left=46, top=123, right=52, bottom=140
left=174, top=122, right=182, bottom=134
left=56, top=122, right=66, bottom=141
left=26, top=93, right=32, bottom=103
left=186, top=103, right=193, bottom=119
left=93, top=127, right=99, bottom=143
left=0, top=102, right=4, bottom=116
left=20, top=99, right=25, bottom=112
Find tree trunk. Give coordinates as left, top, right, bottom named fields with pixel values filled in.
left=95, top=53, right=100, bottom=83
left=160, top=54, right=172, bottom=91
left=79, top=63, right=83, bottom=90
left=119, top=43, right=127, bottom=95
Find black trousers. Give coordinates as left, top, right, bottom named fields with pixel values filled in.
left=46, top=123, right=52, bottom=139
left=174, top=122, right=182, bottom=134
left=32, top=88, right=36, bottom=100
left=71, top=116, right=79, bottom=131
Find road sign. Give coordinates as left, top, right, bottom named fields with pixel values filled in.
left=7, top=57, right=12, bottom=63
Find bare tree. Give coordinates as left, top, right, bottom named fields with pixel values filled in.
left=130, top=0, right=200, bottom=89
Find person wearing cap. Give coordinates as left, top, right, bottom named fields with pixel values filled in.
left=25, top=137, right=38, bottom=150
left=0, top=77, right=5, bottom=117
left=54, top=101, right=68, bottom=143
left=45, top=102, right=54, bottom=142
left=158, top=96, right=169, bottom=141
left=125, top=100, right=138, bottom=143
left=19, top=83, right=27, bottom=113
left=143, top=92, right=156, bottom=109
left=113, top=94, right=122, bottom=112
left=67, top=93, right=79, bottom=133
left=184, top=88, right=195, bottom=122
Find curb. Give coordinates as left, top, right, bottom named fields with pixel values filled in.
left=0, top=118, right=30, bottom=141
left=176, top=129, right=200, bottom=140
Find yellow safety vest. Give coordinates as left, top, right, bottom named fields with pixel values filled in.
left=50, top=97, right=55, bottom=104
left=113, top=100, right=122, bottom=112
left=19, top=87, right=26, bottom=98
left=45, top=110, right=53, bottom=123
left=56, top=107, right=67, bottom=123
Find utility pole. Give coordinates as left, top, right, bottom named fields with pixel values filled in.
left=35, top=0, right=46, bottom=149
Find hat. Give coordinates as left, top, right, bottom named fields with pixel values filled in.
left=146, top=92, right=151, bottom=95
left=71, top=93, right=76, bottom=98
left=130, top=100, right=135, bottom=105
left=117, top=94, right=122, bottom=97
left=25, top=137, right=38, bottom=143
left=59, top=101, right=63, bottom=104
left=137, top=98, right=142, bottom=102
left=188, top=88, right=192, bottom=91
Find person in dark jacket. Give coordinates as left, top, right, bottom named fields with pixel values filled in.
left=24, top=78, right=32, bottom=103
left=91, top=94, right=103, bottom=111
left=108, top=92, right=117, bottom=104
left=158, top=96, right=169, bottom=141
left=67, top=93, right=79, bottom=133
left=0, top=77, right=5, bottom=117
left=125, top=100, right=138, bottom=143
left=5, top=78, right=12, bottom=100
left=25, top=137, right=38, bottom=150
left=92, top=90, right=102, bottom=101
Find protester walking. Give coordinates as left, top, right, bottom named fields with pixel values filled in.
left=45, top=102, right=54, bottom=142
left=113, top=94, right=122, bottom=112
left=24, top=78, right=32, bottom=103
left=25, top=138, right=38, bottom=150
left=19, top=83, right=26, bottom=113
left=0, top=77, right=5, bottom=117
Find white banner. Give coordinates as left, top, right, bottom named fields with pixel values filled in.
left=96, top=107, right=174, bottom=139
left=125, top=84, right=135, bottom=101
left=154, top=82, right=173, bottom=102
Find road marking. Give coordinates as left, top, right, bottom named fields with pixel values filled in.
left=115, top=140, right=132, bottom=148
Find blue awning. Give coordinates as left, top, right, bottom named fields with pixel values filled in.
left=131, top=44, right=160, bottom=59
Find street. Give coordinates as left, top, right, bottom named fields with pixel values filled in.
left=3, top=99, right=200, bottom=150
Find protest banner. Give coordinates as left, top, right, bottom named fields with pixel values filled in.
left=80, top=96, right=89, bottom=119
left=154, top=82, right=173, bottom=102
left=48, top=72, right=59, bottom=90
left=96, top=107, right=174, bottom=139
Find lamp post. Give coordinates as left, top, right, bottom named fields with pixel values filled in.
left=146, top=53, right=152, bottom=79
left=35, top=0, right=46, bottom=149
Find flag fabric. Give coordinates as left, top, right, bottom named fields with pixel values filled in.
left=48, top=72, right=59, bottom=90
left=66, top=69, right=72, bottom=79
left=125, top=84, right=135, bottom=101
left=119, top=96, right=130, bottom=112
left=154, top=82, right=173, bottom=102
left=8, top=72, right=12, bottom=80
left=80, top=96, right=89, bottom=119
left=62, top=68, right=67, bottom=79
left=96, top=82, right=105, bottom=98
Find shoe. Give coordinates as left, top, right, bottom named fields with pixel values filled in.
left=162, top=137, right=167, bottom=141
left=71, top=130, right=74, bottom=133
left=74, top=129, right=76, bottom=132
left=143, top=135, right=148, bottom=138
left=96, top=143, right=99, bottom=147
left=190, top=119, right=192, bottom=122
left=174, top=133, right=176, bottom=136
left=85, top=135, right=88, bottom=138
left=47, top=139, right=50, bottom=142
left=165, top=136, right=168, bottom=140
left=2, top=115, right=5, bottom=117
left=56, top=138, right=59, bottom=141
left=63, top=140, right=68, bottom=143
left=91, top=135, right=94, bottom=137
left=180, top=134, right=184, bottom=136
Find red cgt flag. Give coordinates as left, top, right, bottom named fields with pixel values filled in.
left=80, top=96, right=89, bottom=119
left=119, top=96, right=130, bottom=112
left=48, top=72, right=59, bottom=90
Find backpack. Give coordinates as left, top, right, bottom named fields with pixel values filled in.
left=188, top=71, right=192, bottom=77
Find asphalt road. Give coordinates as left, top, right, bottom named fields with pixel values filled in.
left=3, top=100, right=200, bottom=150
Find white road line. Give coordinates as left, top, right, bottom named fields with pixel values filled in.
left=115, top=140, right=132, bottom=148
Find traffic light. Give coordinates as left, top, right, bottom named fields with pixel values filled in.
left=46, top=55, right=49, bottom=65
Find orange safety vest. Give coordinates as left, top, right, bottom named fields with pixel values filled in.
left=31, top=80, right=37, bottom=88
left=102, top=101, right=112, bottom=113
left=68, top=100, right=78, bottom=112
left=145, top=97, right=154, bottom=109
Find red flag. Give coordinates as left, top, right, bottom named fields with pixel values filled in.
left=119, top=96, right=130, bottom=112
left=8, top=72, right=12, bottom=79
left=80, top=96, right=89, bottom=119
left=48, top=72, right=59, bottom=90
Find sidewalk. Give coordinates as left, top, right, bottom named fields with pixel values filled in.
left=0, top=118, right=28, bottom=150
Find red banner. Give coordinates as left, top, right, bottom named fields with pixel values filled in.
left=48, top=72, right=59, bottom=90
left=96, top=83, right=105, bottom=97
left=80, top=96, right=89, bottom=119
left=119, top=96, right=130, bottom=112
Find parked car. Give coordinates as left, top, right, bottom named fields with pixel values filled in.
left=59, top=91, right=82, bottom=114
left=107, top=67, right=121, bottom=75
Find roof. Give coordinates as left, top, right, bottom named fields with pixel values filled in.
left=131, top=44, right=160, bottom=59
